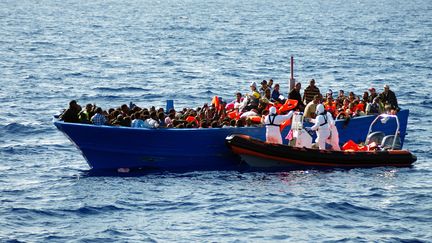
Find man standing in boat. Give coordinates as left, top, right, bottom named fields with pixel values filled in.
left=311, top=104, right=331, bottom=150
left=303, top=79, right=321, bottom=105
left=323, top=104, right=341, bottom=151
left=264, top=106, right=293, bottom=144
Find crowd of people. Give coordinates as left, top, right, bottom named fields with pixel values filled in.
left=289, top=79, right=399, bottom=120
left=59, top=78, right=400, bottom=130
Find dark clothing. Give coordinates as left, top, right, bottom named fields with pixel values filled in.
left=369, top=103, right=380, bottom=114
left=271, top=89, right=282, bottom=103
left=336, top=95, right=346, bottom=108
left=368, top=93, right=378, bottom=103
left=380, top=90, right=399, bottom=110
left=288, top=89, right=305, bottom=111
left=60, top=107, right=80, bottom=123
left=303, top=85, right=320, bottom=104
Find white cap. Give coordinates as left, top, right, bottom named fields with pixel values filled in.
left=250, top=81, right=257, bottom=88
left=269, top=106, right=277, bottom=115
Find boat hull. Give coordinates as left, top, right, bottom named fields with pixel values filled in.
left=54, top=110, right=410, bottom=171
left=226, top=134, right=417, bottom=170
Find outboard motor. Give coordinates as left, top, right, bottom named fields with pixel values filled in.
left=288, top=112, right=312, bottom=148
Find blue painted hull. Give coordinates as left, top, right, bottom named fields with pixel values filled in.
left=54, top=109, right=409, bottom=171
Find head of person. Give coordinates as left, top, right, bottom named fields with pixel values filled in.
left=316, top=104, right=325, bottom=115
left=121, top=104, right=129, bottom=114
left=313, top=94, right=321, bottom=104
left=326, top=89, right=333, bottom=98
left=343, top=98, right=350, bottom=106
left=250, top=81, right=257, bottom=91
left=384, top=84, right=390, bottom=93
left=309, top=79, right=316, bottom=87
left=368, top=87, right=376, bottom=94
left=363, top=91, right=369, bottom=99
left=85, top=103, right=93, bottom=112
left=261, top=80, right=268, bottom=88
left=268, top=79, right=274, bottom=87
left=69, top=100, right=80, bottom=110
left=265, top=88, right=271, bottom=97
left=339, top=90, right=344, bottom=97
left=295, top=82, right=301, bottom=91
left=373, top=97, right=380, bottom=104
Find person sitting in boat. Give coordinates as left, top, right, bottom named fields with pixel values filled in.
left=335, top=98, right=351, bottom=119
left=380, top=84, right=399, bottom=111
left=335, top=89, right=346, bottom=108
left=311, top=104, right=330, bottom=150
left=227, top=92, right=244, bottom=111
left=91, top=107, right=108, bottom=126
left=260, top=88, right=274, bottom=108
left=165, top=113, right=175, bottom=127
left=158, top=112, right=166, bottom=127
left=144, top=111, right=160, bottom=128
left=78, top=103, right=94, bottom=124
left=272, top=83, right=283, bottom=104
left=259, top=80, right=269, bottom=97
left=205, top=105, right=217, bottom=121
left=120, top=104, right=131, bottom=117
left=131, top=113, right=145, bottom=128
left=368, top=87, right=378, bottom=103
left=245, top=81, right=261, bottom=110
left=365, top=97, right=383, bottom=115
left=60, top=100, right=81, bottom=123
left=288, top=82, right=305, bottom=111
left=112, top=114, right=131, bottom=127
left=348, top=91, right=356, bottom=103
left=362, top=91, right=369, bottom=105
left=264, top=106, right=294, bottom=144
left=268, top=79, right=274, bottom=91
left=323, top=90, right=337, bottom=117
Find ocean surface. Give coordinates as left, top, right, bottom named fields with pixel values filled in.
left=1, top=0, right=431, bottom=241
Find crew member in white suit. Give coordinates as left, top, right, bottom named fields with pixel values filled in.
left=325, top=109, right=341, bottom=150
left=311, top=104, right=330, bottom=150
left=264, top=106, right=293, bottom=144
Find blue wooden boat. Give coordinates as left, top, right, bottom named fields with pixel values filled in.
left=53, top=109, right=409, bottom=172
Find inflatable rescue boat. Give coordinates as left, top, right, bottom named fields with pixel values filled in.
left=226, top=114, right=417, bottom=170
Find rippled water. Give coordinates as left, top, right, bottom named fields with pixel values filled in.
left=1, top=0, right=432, bottom=241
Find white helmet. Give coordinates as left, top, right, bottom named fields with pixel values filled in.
left=316, top=104, right=325, bottom=115
left=269, top=106, right=277, bottom=115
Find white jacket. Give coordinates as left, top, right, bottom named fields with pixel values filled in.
left=264, top=111, right=293, bottom=144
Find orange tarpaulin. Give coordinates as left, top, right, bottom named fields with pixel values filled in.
left=342, top=140, right=368, bottom=151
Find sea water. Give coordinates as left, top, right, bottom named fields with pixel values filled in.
left=1, top=0, right=431, bottom=241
